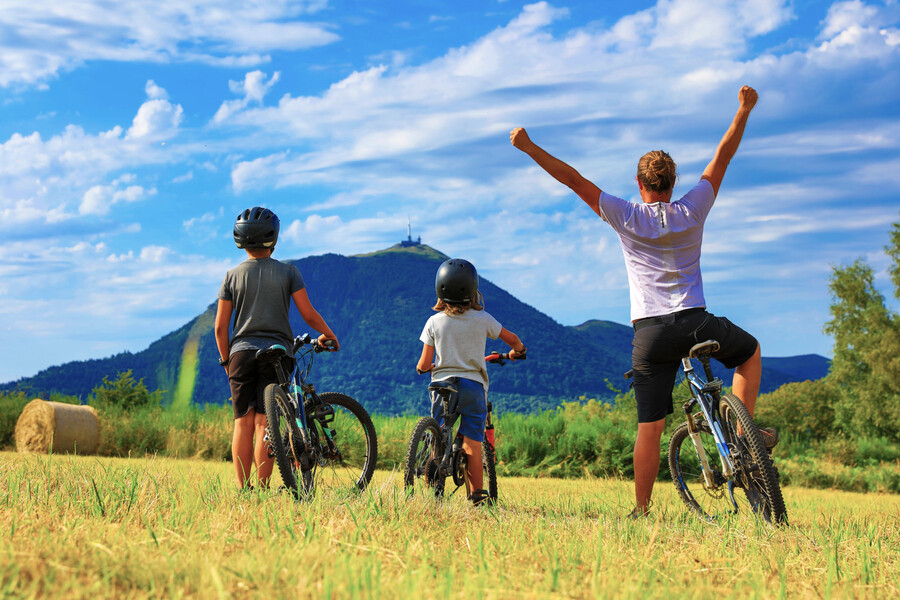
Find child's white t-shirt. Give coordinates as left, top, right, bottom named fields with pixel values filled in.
left=419, top=309, right=502, bottom=391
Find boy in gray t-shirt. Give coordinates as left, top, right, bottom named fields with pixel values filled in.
left=215, top=206, right=339, bottom=490
left=416, top=258, right=526, bottom=506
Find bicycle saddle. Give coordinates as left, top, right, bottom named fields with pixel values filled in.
left=255, top=344, right=288, bottom=363
left=428, top=380, right=457, bottom=395
left=688, top=340, right=720, bottom=359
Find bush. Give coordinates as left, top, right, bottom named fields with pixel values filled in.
left=754, top=378, right=839, bottom=442
left=90, top=370, right=163, bottom=411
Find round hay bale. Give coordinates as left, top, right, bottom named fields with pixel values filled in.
left=15, top=399, right=99, bottom=455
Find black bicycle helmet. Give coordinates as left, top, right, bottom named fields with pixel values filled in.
left=233, top=206, right=279, bottom=249
left=435, top=258, right=478, bottom=304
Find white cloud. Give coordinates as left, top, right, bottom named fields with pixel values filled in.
left=127, top=98, right=184, bottom=139
left=145, top=79, right=169, bottom=100
left=0, top=84, right=184, bottom=226
left=0, top=0, right=338, bottom=88
left=79, top=180, right=156, bottom=216
left=213, top=70, right=281, bottom=124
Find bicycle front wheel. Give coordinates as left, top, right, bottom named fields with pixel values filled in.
left=263, top=383, right=301, bottom=498
left=668, top=418, right=733, bottom=520
left=304, top=392, right=378, bottom=497
left=719, top=394, right=788, bottom=524
left=404, top=417, right=444, bottom=496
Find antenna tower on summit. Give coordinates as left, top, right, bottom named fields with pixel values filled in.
left=400, top=215, right=422, bottom=247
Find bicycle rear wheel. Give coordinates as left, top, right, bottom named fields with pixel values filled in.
left=263, top=383, right=302, bottom=498
left=404, top=417, right=445, bottom=496
left=304, top=392, right=378, bottom=497
left=719, top=394, right=788, bottom=524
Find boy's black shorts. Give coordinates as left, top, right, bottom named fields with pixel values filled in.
left=227, top=349, right=294, bottom=420
left=631, top=308, right=758, bottom=423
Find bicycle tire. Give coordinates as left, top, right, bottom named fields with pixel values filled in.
left=668, top=419, right=730, bottom=520
left=304, top=392, right=378, bottom=497
left=719, top=393, right=788, bottom=524
left=263, top=383, right=301, bottom=499
left=482, top=441, right=498, bottom=504
left=404, top=417, right=445, bottom=495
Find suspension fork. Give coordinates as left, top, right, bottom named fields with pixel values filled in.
left=681, top=360, right=733, bottom=486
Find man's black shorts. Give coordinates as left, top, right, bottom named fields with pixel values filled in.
left=226, top=349, right=294, bottom=420
left=631, top=309, right=758, bottom=423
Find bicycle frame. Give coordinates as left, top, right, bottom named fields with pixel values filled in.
left=432, top=390, right=465, bottom=483
left=679, top=357, right=735, bottom=487
left=268, top=338, right=339, bottom=463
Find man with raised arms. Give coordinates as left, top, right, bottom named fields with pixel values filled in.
left=511, top=86, right=776, bottom=517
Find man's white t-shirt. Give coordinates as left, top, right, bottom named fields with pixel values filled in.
left=419, top=309, right=503, bottom=391
left=597, top=179, right=716, bottom=321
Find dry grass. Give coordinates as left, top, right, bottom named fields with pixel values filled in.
left=0, top=451, right=898, bottom=599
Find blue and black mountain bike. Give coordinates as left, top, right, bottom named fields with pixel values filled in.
left=257, top=333, right=378, bottom=499
left=662, top=340, right=787, bottom=523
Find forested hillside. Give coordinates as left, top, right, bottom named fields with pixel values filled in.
left=2, top=243, right=828, bottom=414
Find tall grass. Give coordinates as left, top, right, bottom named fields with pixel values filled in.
left=0, top=451, right=898, bottom=599
left=3, top=386, right=899, bottom=493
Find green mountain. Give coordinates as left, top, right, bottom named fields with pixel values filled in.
left=2, top=243, right=829, bottom=414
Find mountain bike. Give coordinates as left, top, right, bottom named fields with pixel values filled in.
left=258, top=333, right=377, bottom=499
left=659, top=340, right=787, bottom=523
left=403, top=351, right=523, bottom=503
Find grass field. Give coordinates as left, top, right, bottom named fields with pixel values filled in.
left=1, top=451, right=898, bottom=599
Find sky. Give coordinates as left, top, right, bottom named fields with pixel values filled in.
left=1, top=0, right=899, bottom=383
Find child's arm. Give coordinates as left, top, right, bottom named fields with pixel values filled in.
left=417, top=344, right=435, bottom=375
left=214, top=299, right=233, bottom=367
left=499, top=327, right=527, bottom=360
left=292, top=288, right=340, bottom=350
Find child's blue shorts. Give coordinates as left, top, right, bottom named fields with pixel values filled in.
left=430, top=377, right=487, bottom=443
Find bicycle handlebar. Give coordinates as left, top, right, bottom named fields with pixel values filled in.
left=293, top=333, right=337, bottom=354
left=486, top=350, right=527, bottom=365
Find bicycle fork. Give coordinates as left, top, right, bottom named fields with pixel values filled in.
left=682, top=360, right=734, bottom=488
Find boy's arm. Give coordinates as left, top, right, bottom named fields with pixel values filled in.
left=416, top=344, right=435, bottom=375
left=498, top=327, right=527, bottom=360
left=701, top=85, right=758, bottom=197
left=291, top=288, right=340, bottom=350
left=510, top=127, right=602, bottom=217
left=214, top=299, right=233, bottom=367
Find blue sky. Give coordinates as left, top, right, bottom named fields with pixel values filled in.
left=1, top=0, right=899, bottom=382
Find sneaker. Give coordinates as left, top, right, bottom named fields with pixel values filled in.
left=468, top=488, right=491, bottom=507
left=759, top=427, right=779, bottom=451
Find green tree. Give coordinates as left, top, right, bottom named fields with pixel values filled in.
left=90, top=370, right=163, bottom=411
left=824, top=217, right=900, bottom=437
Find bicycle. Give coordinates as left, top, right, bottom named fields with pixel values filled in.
left=403, top=351, right=523, bottom=503
left=651, top=339, right=787, bottom=523
left=257, top=333, right=378, bottom=499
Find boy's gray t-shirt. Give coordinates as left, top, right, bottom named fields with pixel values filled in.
left=419, top=309, right=503, bottom=391
left=217, top=257, right=305, bottom=355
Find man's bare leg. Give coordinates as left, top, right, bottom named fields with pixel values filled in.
left=634, top=418, right=667, bottom=513
left=732, top=343, right=761, bottom=416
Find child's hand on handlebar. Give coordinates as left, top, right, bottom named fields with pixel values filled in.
left=317, top=334, right=339, bottom=351
left=509, top=347, right=527, bottom=360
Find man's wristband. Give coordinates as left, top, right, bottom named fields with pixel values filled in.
left=218, top=357, right=229, bottom=367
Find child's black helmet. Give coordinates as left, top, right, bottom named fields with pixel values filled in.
left=435, top=258, right=478, bottom=304
left=234, top=207, right=279, bottom=249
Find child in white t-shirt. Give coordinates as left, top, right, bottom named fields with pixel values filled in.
left=416, top=258, right=526, bottom=505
